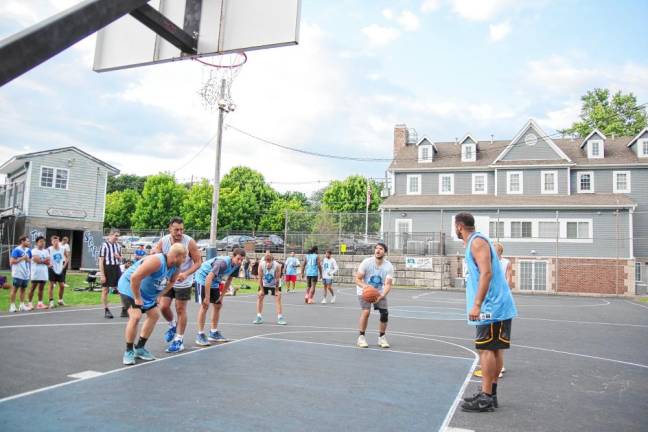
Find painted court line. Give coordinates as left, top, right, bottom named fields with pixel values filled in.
left=67, top=370, right=103, bottom=379
left=0, top=306, right=104, bottom=318
left=624, top=300, right=648, bottom=310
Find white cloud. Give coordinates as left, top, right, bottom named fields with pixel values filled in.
left=361, top=24, right=401, bottom=46
left=450, top=0, right=512, bottom=21
left=397, top=10, right=421, bottom=32
left=537, top=101, right=582, bottom=131
left=489, top=20, right=511, bottom=42
left=527, top=56, right=599, bottom=93
left=420, top=0, right=442, bottom=13
left=382, top=9, right=394, bottom=20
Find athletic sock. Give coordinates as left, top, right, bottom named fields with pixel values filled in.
left=198, top=331, right=205, bottom=335
left=379, top=332, right=385, bottom=337
left=105, top=307, right=109, bottom=311
left=135, top=337, right=147, bottom=349
left=175, top=334, right=184, bottom=341
left=210, top=328, right=218, bottom=333
left=126, top=343, right=134, bottom=351
left=168, top=320, right=176, bottom=328
left=492, top=383, right=498, bottom=395
left=359, top=331, right=365, bottom=336
left=257, top=313, right=262, bottom=318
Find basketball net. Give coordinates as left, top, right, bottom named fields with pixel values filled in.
left=196, top=52, right=247, bottom=112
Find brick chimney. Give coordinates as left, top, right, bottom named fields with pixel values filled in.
left=394, top=124, right=408, bottom=157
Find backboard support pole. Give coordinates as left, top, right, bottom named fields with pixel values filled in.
left=0, top=0, right=152, bottom=87
left=130, top=4, right=198, bottom=54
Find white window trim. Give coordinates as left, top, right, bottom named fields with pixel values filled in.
left=638, top=139, right=648, bottom=158
left=506, top=171, right=523, bottom=195
left=541, top=170, right=558, bottom=194
left=40, top=166, right=70, bottom=191
left=406, top=174, right=422, bottom=195
left=471, top=173, right=488, bottom=195
left=561, top=219, right=593, bottom=242
left=576, top=171, right=595, bottom=193
left=438, top=173, right=454, bottom=195
left=497, top=218, right=593, bottom=243
left=395, top=218, right=412, bottom=247
left=461, top=143, right=476, bottom=162
left=587, top=139, right=604, bottom=159
left=517, top=260, right=550, bottom=292
left=613, top=171, right=631, bottom=193
left=418, top=145, right=433, bottom=163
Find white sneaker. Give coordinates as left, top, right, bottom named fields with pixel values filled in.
left=58, top=300, right=66, bottom=306
left=321, top=298, right=327, bottom=304
left=18, top=303, right=28, bottom=312
left=25, top=303, right=33, bottom=311
left=357, top=335, right=369, bottom=348
left=331, top=296, right=336, bottom=304
left=378, top=335, right=390, bottom=349
left=9, top=304, right=17, bottom=313
left=49, top=300, right=56, bottom=308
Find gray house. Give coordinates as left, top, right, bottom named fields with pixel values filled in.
left=381, top=120, right=648, bottom=295
left=0, top=146, right=119, bottom=269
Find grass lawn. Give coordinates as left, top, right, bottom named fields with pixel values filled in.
left=0, top=271, right=308, bottom=311
left=639, top=297, right=648, bottom=304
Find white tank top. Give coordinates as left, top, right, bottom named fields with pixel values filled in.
left=161, top=234, right=194, bottom=288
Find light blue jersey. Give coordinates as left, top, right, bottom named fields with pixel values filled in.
left=194, top=256, right=239, bottom=289
left=305, top=253, right=319, bottom=277
left=284, top=257, right=299, bottom=276
left=118, top=254, right=177, bottom=309
left=464, top=232, right=517, bottom=325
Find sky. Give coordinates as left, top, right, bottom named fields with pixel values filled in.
left=1, top=0, right=648, bottom=194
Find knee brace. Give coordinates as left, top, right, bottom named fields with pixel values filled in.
left=379, top=308, right=388, bottom=323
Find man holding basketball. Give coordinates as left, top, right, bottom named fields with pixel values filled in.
left=355, top=242, right=393, bottom=349
left=454, top=212, right=517, bottom=412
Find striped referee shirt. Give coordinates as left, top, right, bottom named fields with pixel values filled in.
left=100, top=241, right=122, bottom=265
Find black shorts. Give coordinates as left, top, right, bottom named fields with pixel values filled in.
left=261, top=286, right=281, bottom=296
left=162, top=286, right=192, bottom=301
left=48, top=268, right=65, bottom=283
left=306, top=276, right=318, bottom=286
left=102, top=264, right=121, bottom=287
left=475, top=319, right=512, bottom=351
left=120, top=294, right=156, bottom=313
left=196, top=284, right=222, bottom=304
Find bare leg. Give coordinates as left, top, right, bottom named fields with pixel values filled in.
left=125, top=308, right=142, bottom=344
left=37, top=283, right=44, bottom=302
left=479, top=350, right=496, bottom=395
left=358, top=309, right=370, bottom=333
left=275, top=293, right=283, bottom=316
left=140, top=308, right=160, bottom=339
left=158, top=296, right=174, bottom=323
left=175, top=299, right=188, bottom=336
left=211, top=303, right=222, bottom=329
left=18, top=287, right=26, bottom=303
left=197, top=302, right=209, bottom=333
left=257, top=291, right=265, bottom=315
left=57, top=282, right=65, bottom=301
left=379, top=317, right=388, bottom=334
left=27, top=283, right=36, bottom=303
left=9, top=286, right=17, bottom=305
left=494, top=350, right=504, bottom=383
left=47, top=282, right=54, bottom=302
left=101, top=286, right=109, bottom=308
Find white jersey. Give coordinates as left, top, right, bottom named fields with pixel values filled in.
left=31, top=248, right=50, bottom=281
left=48, top=246, right=65, bottom=275
left=355, top=257, right=394, bottom=295
left=160, top=234, right=194, bottom=288
left=322, top=257, right=338, bottom=280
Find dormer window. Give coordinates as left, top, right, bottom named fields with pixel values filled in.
left=587, top=139, right=604, bottom=159
left=418, top=145, right=433, bottom=163
left=462, top=143, right=476, bottom=162
left=639, top=139, right=648, bottom=158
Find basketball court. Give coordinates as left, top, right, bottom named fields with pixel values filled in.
left=1, top=288, right=646, bottom=431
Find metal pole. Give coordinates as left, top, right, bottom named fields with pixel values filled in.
left=615, top=209, right=620, bottom=296
left=283, top=209, right=288, bottom=259
left=365, top=181, right=370, bottom=242
left=209, top=79, right=227, bottom=245
left=555, top=210, right=559, bottom=293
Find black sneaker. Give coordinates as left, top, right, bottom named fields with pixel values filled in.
left=464, top=387, right=498, bottom=408
left=461, top=392, right=495, bottom=412
left=120, top=307, right=128, bottom=318
left=104, top=309, right=114, bottom=319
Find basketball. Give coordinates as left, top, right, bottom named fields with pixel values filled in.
left=362, top=287, right=380, bottom=303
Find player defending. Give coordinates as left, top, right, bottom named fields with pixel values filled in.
left=194, top=248, right=246, bottom=346
left=321, top=249, right=338, bottom=304
left=118, top=243, right=186, bottom=365
left=154, top=217, right=202, bottom=354
left=355, top=242, right=393, bottom=349
left=301, top=246, right=321, bottom=304
left=254, top=252, right=287, bottom=325
left=454, top=212, right=517, bottom=412
left=284, top=252, right=299, bottom=293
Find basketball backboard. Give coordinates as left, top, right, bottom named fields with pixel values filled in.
left=93, top=0, right=301, bottom=72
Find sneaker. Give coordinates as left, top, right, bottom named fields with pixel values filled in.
left=208, top=330, right=228, bottom=343
left=120, top=307, right=128, bottom=318
left=461, top=392, right=495, bottom=412
left=164, top=325, right=176, bottom=343
left=253, top=315, right=263, bottom=324
left=57, top=300, right=66, bottom=306
left=195, top=333, right=210, bottom=346
left=321, top=297, right=327, bottom=304
left=464, top=387, right=498, bottom=409
left=9, top=304, right=16, bottom=313
left=36, top=302, right=47, bottom=310
left=49, top=300, right=56, bottom=308
left=331, top=296, right=336, bottom=304
left=501, top=367, right=507, bottom=373
left=104, top=309, right=114, bottom=319
left=277, top=316, right=287, bottom=326
left=26, top=302, right=33, bottom=311
left=357, top=335, right=369, bottom=348
left=378, top=335, right=390, bottom=349
left=307, top=299, right=314, bottom=304
left=304, top=297, right=309, bottom=304
left=122, top=350, right=136, bottom=365
left=166, top=339, right=184, bottom=353
left=19, top=303, right=28, bottom=312
left=134, top=347, right=156, bottom=361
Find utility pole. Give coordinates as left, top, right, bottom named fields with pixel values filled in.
left=209, top=79, right=227, bottom=245
left=365, top=180, right=370, bottom=242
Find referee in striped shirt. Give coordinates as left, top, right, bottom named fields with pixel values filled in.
left=100, top=229, right=123, bottom=319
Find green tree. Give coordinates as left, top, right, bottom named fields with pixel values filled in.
left=132, top=174, right=187, bottom=229
left=258, top=197, right=307, bottom=232
left=565, top=88, right=647, bottom=137
left=220, top=166, right=278, bottom=229
left=182, top=179, right=213, bottom=231
left=217, top=186, right=260, bottom=231
left=104, top=189, right=140, bottom=229
left=107, top=174, right=148, bottom=194
left=282, top=191, right=309, bottom=207
left=322, top=176, right=383, bottom=233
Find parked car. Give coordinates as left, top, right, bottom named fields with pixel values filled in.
left=215, top=235, right=255, bottom=251
left=132, top=236, right=160, bottom=250
left=119, top=236, right=140, bottom=248
left=196, top=239, right=211, bottom=251
left=255, top=234, right=284, bottom=252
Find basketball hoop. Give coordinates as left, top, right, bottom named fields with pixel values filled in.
left=196, top=52, right=247, bottom=112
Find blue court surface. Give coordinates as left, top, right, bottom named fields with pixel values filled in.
left=1, top=287, right=647, bottom=432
